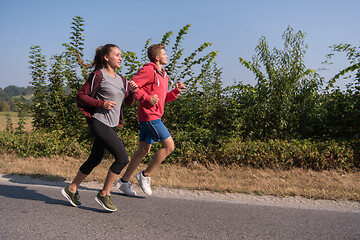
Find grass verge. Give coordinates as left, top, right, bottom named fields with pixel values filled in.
left=0, top=153, right=359, bottom=202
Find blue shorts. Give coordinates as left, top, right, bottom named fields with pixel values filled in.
left=139, top=119, right=171, bottom=144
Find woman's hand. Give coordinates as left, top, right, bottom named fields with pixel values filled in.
left=103, top=101, right=116, bottom=110
left=128, top=81, right=138, bottom=92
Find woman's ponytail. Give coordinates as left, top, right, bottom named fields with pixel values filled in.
left=76, top=44, right=119, bottom=70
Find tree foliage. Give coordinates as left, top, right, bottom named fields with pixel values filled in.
left=325, top=43, right=360, bottom=91
left=29, top=17, right=89, bottom=138
left=118, top=24, right=219, bottom=131
left=238, top=26, right=323, bottom=139
left=28, top=17, right=219, bottom=137
left=0, top=85, right=33, bottom=112
left=25, top=16, right=360, bottom=162
left=29, top=45, right=49, bottom=129
left=321, top=42, right=360, bottom=140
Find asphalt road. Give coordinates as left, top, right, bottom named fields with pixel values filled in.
left=0, top=174, right=359, bottom=240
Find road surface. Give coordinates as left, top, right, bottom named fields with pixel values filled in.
left=0, top=174, right=359, bottom=239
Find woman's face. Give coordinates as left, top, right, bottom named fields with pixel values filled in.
left=105, top=47, right=122, bottom=69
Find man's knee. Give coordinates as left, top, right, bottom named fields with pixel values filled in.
left=138, top=142, right=152, bottom=155
left=167, top=143, right=175, bottom=154
left=162, top=138, right=175, bottom=154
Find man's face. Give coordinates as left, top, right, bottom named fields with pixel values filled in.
left=158, top=49, right=168, bottom=65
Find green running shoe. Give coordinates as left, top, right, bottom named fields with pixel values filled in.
left=61, top=186, right=81, bottom=207
left=95, top=191, right=117, bottom=212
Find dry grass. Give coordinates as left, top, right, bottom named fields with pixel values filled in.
left=1, top=113, right=358, bottom=202
left=0, top=112, right=33, bottom=131
left=0, top=153, right=359, bottom=201
left=153, top=163, right=360, bottom=201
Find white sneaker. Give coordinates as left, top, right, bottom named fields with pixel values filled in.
left=116, top=180, right=137, bottom=196
left=136, top=171, right=152, bottom=195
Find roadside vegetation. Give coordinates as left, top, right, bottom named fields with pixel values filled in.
left=0, top=16, right=359, bottom=202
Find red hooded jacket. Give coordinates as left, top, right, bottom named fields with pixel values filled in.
left=132, top=62, right=180, bottom=121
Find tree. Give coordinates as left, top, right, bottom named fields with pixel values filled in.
left=0, top=101, right=10, bottom=112
left=118, top=24, right=219, bottom=131
left=61, top=16, right=90, bottom=136
left=5, top=113, right=13, bottom=133
left=14, top=97, right=26, bottom=134
left=62, top=16, right=88, bottom=94
left=238, top=26, right=323, bottom=139
left=321, top=42, right=360, bottom=139
left=29, top=45, right=49, bottom=129
left=27, top=17, right=219, bottom=144
left=29, top=16, right=89, bottom=137
left=120, top=24, right=218, bottom=84
left=325, top=43, right=360, bottom=91
left=163, top=62, right=226, bottom=144
left=47, top=55, right=67, bottom=129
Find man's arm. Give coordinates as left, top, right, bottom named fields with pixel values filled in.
left=132, top=67, right=152, bottom=103
left=165, top=81, right=186, bottom=103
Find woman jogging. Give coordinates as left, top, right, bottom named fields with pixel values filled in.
left=61, top=44, right=137, bottom=212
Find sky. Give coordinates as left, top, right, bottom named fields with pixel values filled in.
left=0, top=0, right=359, bottom=89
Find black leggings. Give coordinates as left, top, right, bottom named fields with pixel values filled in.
left=79, top=118, right=129, bottom=175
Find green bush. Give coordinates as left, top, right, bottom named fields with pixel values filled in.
left=1, top=129, right=358, bottom=171
left=0, top=130, right=88, bottom=157
left=216, top=138, right=357, bottom=170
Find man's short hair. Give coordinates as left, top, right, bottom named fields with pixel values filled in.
left=148, top=43, right=165, bottom=62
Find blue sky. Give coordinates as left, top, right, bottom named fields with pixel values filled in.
left=0, top=0, right=359, bottom=89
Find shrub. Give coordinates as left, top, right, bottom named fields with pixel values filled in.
left=216, top=138, right=356, bottom=170
left=0, top=129, right=357, bottom=171
left=0, top=130, right=88, bottom=157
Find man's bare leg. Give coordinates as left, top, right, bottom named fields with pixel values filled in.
left=121, top=141, right=151, bottom=182
left=143, top=136, right=174, bottom=177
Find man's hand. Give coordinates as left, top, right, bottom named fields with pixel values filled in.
left=175, top=81, right=186, bottom=92
left=128, top=80, right=138, bottom=92
left=149, top=94, right=159, bottom=106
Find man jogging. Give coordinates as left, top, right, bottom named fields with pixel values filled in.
left=116, top=43, right=186, bottom=196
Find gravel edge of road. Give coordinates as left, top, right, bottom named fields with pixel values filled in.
left=1, top=173, right=359, bottom=213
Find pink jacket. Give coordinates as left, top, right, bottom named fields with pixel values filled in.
left=132, top=62, right=180, bottom=121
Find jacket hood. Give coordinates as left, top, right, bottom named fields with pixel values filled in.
left=144, top=62, right=164, bottom=73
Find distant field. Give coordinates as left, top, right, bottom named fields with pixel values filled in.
left=0, top=112, right=33, bottom=131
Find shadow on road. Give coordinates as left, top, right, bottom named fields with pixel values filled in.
left=0, top=184, right=68, bottom=206
left=0, top=183, right=116, bottom=213
left=2, top=173, right=145, bottom=198
left=2, top=173, right=98, bottom=191
left=1, top=173, right=145, bottom=213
